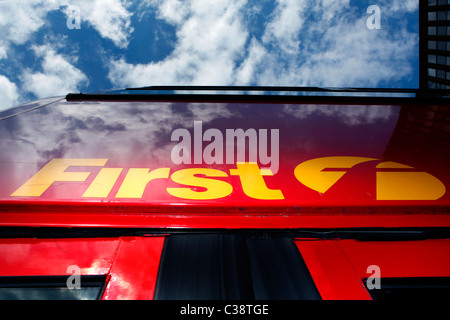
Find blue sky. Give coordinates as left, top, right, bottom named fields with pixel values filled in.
left=0, top=0, right=419, bottom=111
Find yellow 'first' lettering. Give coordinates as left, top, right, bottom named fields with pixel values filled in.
left=10, top=157, right=446, bottom=201
left=11, top=158, right=107, bottom=197
left=230, top=162, right=284, bottom=200
left=167, top=168, right=232, bottom=200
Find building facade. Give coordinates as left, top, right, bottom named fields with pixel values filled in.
left=419, top=0, right=450, bottom=89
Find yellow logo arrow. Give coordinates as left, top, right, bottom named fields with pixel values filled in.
left=294, top=156, right=446, bottom=200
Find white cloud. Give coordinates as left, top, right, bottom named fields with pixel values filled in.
left=0, top=75, right=19, bottom=111
left=108, top=0, right=249, bottom=87
left=387, top=0, right=418, bottom=13
left=0, top=0, right=134, bottom=56
left=283, top=104, right=397, bottom=126
left=288, top=17, right=417, bottom=87
left=68, top=0, right=134, bottom=49
left=149, top=0, right=189, bottom=25
left=238, top=0, right=418, bottom=87
left=22, top=43, right=88, bottom=98
left=0, top=0, right=418, bottom=100
left=234, top=38, right=267, bottom=85
left=0, top=0, right=59, bottom=63
left=311, top=0, right=351, bottom=22
left=0, top=1, right=60, bottom=46
left=108, top=0, right=418, bottom=89
left=0, top=0, right=133, bottom=105
left=262, top=0, right=307, bottom=55
left=0, top=46, right=7, bottom=60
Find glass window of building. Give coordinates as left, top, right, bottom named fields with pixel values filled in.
left=429, top=68, right=437, bottom=77
left=429, top=12, right=437, bottom=21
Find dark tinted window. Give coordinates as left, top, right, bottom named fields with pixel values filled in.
left=0, top=276, right=106, bottom=300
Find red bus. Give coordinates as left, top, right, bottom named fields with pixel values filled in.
left=0, top=87, right=449, bottom=301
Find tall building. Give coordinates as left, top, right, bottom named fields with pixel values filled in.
left=419, top=0, right=450, bottom=89
left=382, top=1, right=450, bottom=174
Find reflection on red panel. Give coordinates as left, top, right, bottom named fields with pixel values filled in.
left=101, top=236, right=165, bottom=300
left=295, top=239, right=450, bottom=300
left=295, top=240, right=372, bottom=300
left=337, top=239, right=450, bottom=279
left=0, top=237, right=165, bottom=300
left=0, top=238, right=120, bottom=276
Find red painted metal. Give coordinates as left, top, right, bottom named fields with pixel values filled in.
left=0, top=238, right=119, bottom=276
left=0, top=96, right=449, bottom=300
left=0, top=100, right=448, bottom=229
left=337, top=239, right=450, bottom=278
left=101, top=236, right=165, bottom=300
left=296, top=239, right=450, bottom=300
left=295, top=240, right=372, bottom=300
left=0, top=212, right=449, bottom=229
left=0, top=236, right=165, bottom=300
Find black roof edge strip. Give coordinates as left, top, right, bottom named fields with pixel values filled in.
left=124, top=86, right=422, bottom=93
left=65, top=85, right=450, bottom=104
left=1, top=226, right=450, bottom=241
left=65, top=93, right=450, bottom=105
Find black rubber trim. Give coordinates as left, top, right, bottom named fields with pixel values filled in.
left=0, top=275, right=106, bottom=288
left=65, top=86, right=450, bottom=105
left=125, top=85, right=421, bottom=92
left=364, top=277, right=450, bottom=300
left=65, top=92, right=450, bottom=105
left=153, top=234, right=321, bottom=300
left=0, top=226, right=450, bottom=241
